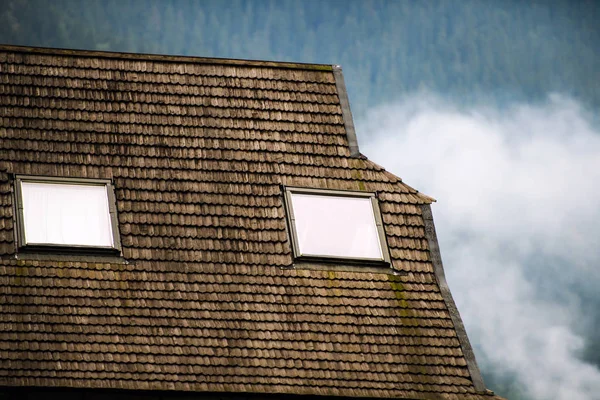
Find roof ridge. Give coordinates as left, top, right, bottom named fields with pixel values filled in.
left=0, top=44, right=334, bottom=72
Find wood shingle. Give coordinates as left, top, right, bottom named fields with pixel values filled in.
left=0, top=45, right=504, bottom=400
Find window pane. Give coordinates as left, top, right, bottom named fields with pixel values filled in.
left=290, top=193, right=383, bottom=259
left=21, top=182, right=114, bottom=247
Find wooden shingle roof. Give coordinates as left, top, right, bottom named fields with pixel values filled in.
left=0, top=45, right=503, bottom=400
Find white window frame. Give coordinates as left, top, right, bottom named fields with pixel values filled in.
left=14, top=175, right=122, bottom=253
left=283, top=186, right=391, bottom=264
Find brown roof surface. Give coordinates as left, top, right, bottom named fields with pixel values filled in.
left=0, top=45, right=502, bottom=400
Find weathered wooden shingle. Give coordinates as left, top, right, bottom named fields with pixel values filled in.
left=0, top=45, right=502, bottom=400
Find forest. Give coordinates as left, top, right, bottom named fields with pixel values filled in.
left=1, top=0, right=598, bottom=120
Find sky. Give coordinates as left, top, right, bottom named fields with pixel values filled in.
left=359, top=93, right=600, bottom=400
left=1, top=1, right=599, bottom=399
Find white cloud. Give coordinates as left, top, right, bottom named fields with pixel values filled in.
left=360, top=93, right=600, bottom=400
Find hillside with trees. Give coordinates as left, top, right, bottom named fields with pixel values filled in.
left=1, top=0, right=598, bottom=120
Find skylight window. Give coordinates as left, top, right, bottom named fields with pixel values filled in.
left=284, top=187, right=390, bottom=263
left=15, top=176, right=121, bottom=251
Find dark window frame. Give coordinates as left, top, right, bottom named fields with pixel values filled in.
left=282, top=186, right=391, bottom=266
left=14, top=175, right=122, bottom=255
